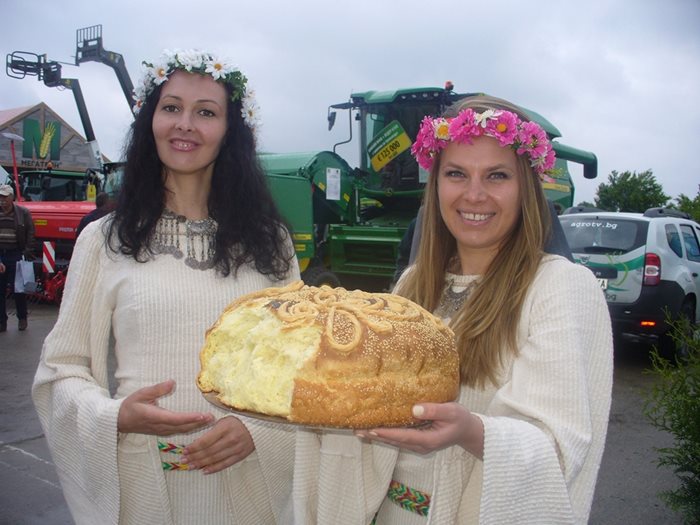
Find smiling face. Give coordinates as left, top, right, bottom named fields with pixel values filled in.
left=151, top=70, right=228, bottom=183
left=437, top=136, right=522, bottom=273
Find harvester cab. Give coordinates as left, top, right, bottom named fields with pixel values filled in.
left=329, top=86, right=461, bottom=212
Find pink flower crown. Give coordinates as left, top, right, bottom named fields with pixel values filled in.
left=410, top=108, right=556, bottom=178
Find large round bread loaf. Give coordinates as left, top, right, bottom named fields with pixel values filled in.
left=197, top=281, right=459, bottom=428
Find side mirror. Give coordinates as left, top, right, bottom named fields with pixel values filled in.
left=583, top=163, right=597, bottom=180
left=327, top=110, right=337, bottom=131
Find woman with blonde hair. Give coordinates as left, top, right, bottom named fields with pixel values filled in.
left=293, top=95, right=613, bottom=524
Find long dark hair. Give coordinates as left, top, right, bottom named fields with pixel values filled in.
left=107, top=77, right=293, bottom=280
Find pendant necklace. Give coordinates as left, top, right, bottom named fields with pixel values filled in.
left=152, top=209, right=217, bottom=270
left=435, top=277, right=479, bottom=319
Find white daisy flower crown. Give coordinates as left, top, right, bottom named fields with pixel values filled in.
left=132, top=49, right=260, bottom=131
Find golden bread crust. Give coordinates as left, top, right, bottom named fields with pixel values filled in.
left=198, top=281, right=459, bottom=428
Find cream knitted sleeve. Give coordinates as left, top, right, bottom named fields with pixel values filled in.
left=476, top=257, right=613, bottom=525
left=32, top=219, right=122, bottom=524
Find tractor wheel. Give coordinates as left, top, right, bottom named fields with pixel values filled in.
left=659, top=299, right=696, bottom=363
left=302, top=266, right=341, bottom=288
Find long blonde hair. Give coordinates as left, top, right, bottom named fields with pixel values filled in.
left=397, top=95, right=552, bottom=388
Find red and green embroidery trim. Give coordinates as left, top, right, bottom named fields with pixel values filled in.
left=387, top=479, right=431, bottom=517
left=158, top=439, right=189, bottom=471
left=158, top=440, right=186, bottom=455
left=162, top=460, right=190, bottom=471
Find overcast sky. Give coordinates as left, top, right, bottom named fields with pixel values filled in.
left=2, top=0, right=699, bottom=205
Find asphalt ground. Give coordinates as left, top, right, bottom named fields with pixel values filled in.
left=0, top=302, right=685, bottom=524
left=0, top=303, right=73, bottom=524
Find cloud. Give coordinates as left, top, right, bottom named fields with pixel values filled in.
left=2, top=0, right=698, bottom=205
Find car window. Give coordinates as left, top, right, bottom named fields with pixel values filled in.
left=559, top=216, right=648, bottom=254
left=680, top=224, right=700, bottom=262
left=665, top=224, right=683, bottom=257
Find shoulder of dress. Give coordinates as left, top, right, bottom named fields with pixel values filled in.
left=534, top=254, right=598, bottom=291
left=393, top=264, right=416, bottom=293
left=75, top=215, right=112, bottom=254
left=539, top=254, right=580, bottom=274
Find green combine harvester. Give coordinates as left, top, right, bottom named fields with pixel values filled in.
left=260, top=85, right=598, bottom=289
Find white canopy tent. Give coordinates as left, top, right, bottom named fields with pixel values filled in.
left=0, top=164, right=10, bottom=184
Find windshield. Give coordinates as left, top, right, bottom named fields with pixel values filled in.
left=559, top=216, right=648, bottom=254
left=103, top=165, right=124, bottom=199
left=364, top=104, right=433, bottom=145
left=362, top=102, right=442, bottom=191
left=21, top=173, right=87, bottom=202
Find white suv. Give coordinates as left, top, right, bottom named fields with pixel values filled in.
left=559, top=207, right=700, bottom=358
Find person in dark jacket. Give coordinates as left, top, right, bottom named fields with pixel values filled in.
left=0, top=184, right=36, bottom=332
left=76, top=192, right=114, bottom=238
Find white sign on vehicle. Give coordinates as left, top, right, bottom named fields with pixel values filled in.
left=325, top=168, right=341, bottom=201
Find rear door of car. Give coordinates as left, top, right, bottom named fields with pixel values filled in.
left=679, top=222, right=700, bottom=322
left=559, top=214, right=648, bottom=305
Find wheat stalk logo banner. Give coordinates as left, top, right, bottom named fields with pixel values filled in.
left=39, top=122, right=57, bottom=158
left=22, top=118, right=61, bottom=160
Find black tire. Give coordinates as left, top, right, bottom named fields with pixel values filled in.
left=302, top=266, right=341, bottom=288
left=659, top=300, right=696, bottom=363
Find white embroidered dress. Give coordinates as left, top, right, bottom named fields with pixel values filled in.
left=293, top=255, right=613, bottom=525
left=33, top=216, right=300, bottom=525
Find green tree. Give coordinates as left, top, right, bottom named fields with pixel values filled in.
left=595, top=170, right=670, bottom=212
left=675, top=185, right=700, bottom=222
left=575, top=200, right=597, bottom=209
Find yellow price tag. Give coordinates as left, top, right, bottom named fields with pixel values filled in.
left=370, top=132, right=412, bottom=172
left=367, top=121, right=413, bottom=172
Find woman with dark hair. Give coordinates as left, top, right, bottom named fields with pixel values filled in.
left=294, top=95, right=613, bottom=524
left=33, top=50, right=299, bottom=524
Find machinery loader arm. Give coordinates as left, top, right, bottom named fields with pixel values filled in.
left=75, top=24, right=135, bottom=110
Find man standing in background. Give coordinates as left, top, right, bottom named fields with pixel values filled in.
left=0, top=184, right=35, bottom=332
left=76, top=192, right=114, bottom=238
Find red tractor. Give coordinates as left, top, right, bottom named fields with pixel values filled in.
left=8, top=164, right=122, bottom=303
